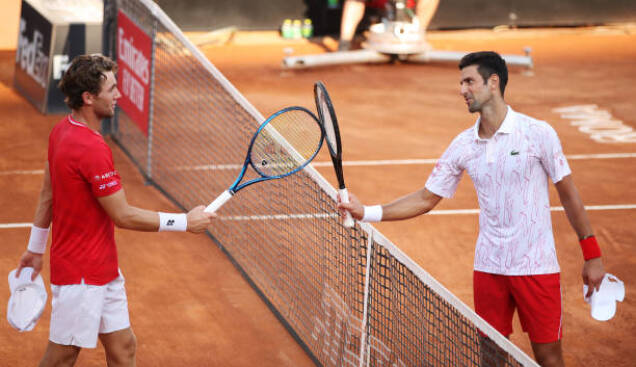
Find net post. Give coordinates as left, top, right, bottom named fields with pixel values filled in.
left=146, top=18, right=158, bottom=181
left=101, top=0, right=117, bottom=136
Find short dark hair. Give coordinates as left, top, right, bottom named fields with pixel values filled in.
left=58, top=54, right=118, bottom=110
left=459, top=51, right=508, bottom=96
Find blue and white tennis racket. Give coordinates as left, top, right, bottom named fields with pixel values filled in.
left=204, top=106, right=324, bottom=213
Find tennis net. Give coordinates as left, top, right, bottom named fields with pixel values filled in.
left=102, top=1, right=538, bottom=366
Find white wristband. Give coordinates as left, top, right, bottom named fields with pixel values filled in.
left=158, top=212, right=187, bottom=232
left=27, top=226, right=50, bottom=254
left=362, top=205, right=383, bottom=222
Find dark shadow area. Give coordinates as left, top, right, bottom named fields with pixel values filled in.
left=0, top=51, right=16, bottom=88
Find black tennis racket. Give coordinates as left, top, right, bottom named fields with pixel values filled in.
left=314, top=81, right=354, bottom=227
left=205, top=106, right=324, bottom=213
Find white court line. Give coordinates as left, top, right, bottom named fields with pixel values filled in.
left=431, top=204, right=636, bottom=215
left=209, top=204, right=636, bottom=219
left=0, top=169, right=45, bottom=175
left=164, top=152, right=636, bottom=171
left=2, top=204, right=634, bottom=228
left=1, top=153, right=635, bottom=175
left=327, top=152, right=636, bottom=168
left=220, top=213, right=338, bottom=221
left=565, top=153, right=636, bottom=160
left=0, top=223, right=32, bottom=229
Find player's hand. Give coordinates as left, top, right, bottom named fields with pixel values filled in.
left=337, top=191, right=364, bottom=220
left=16, top=251, right=44, bottom=281
left=582, top=257, right=605, bottom=298
left=186, top=205, right=216, bottom=233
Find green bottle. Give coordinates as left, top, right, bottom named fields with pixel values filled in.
left=292, top=19, right=302, bottom=40
left=281, top=19, right=292, bottom=39
left=302, top=19, right=313, bottom=38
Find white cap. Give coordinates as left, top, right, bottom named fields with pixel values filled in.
left=583, top=273, right=625, bottom=321
left=7, top=268, right=48, bottom=332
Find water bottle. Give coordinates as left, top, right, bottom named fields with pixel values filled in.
left=292, top=19, right=302, bottom=40
left=302, top=18, right=313, bottom=38
left=281, top=19, right=292, bottom=39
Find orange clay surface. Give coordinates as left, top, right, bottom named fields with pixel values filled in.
left=1, top=5, right=635, bottom=366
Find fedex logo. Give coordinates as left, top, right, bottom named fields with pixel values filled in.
left=16, top=18, right=49, bottom=88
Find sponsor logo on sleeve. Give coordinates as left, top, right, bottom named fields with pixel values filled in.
left=98, top=180, right=119, bottom=191
left=94, top=171, right=118, bottom=182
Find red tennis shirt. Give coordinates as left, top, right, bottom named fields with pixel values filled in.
left=367, top=0, right=415, bottom=9
left=48, top=115, right=122, bottom=285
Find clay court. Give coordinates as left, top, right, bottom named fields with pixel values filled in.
left=1, top=1, right=635, bottom=366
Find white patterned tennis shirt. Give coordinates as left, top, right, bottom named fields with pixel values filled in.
left=425, top=106, right=571, bottom=275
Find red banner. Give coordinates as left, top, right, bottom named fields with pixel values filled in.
left=117, top=11, right=152, bottom=136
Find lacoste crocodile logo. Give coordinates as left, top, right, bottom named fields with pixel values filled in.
left=510, top=150, right=520, bottom=156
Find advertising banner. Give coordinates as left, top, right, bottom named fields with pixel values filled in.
left=117, top=10, right=152, bottom=136
left=14, top=0, right=52, bottom=112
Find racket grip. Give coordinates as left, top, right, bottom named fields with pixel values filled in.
left=205, top=190, right=234, bottom=213
left=339, top=188, right=355, bottom=228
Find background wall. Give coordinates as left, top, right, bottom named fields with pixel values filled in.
left=434, top=0, right=636, bottom=29
left=1, top=0, right=22, bottom=49
left=2, top=0, right=636, bottom=50
left=155, top=0, right=636, bottom=33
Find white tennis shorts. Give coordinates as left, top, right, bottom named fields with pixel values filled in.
left=49, top=270, right=130, bottom=348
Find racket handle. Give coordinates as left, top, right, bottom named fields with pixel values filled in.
left=205, top=190, right=233, bottom=213
left=339, top=188, right=355, bottom=228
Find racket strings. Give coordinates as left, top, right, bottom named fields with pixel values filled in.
left=317, top=92, right=340, bottom=156
left=250, top=109, right=322, bottom=177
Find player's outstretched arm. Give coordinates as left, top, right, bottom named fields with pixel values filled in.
left=17, top=163, right=53, bottom=281
left=555, top=174, right=605, bottom=296
left=98, top=189, right=215, bottom=233
left=338, top=187, right=442, bottom=223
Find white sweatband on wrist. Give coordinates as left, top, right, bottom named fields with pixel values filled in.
left=27, top=226, right=50, bottom=254
left=362, top=205, right=383, bottom=223
left=158, top=212, right=187, bottom=232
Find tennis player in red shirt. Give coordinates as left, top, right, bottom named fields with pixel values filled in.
left=16, top=54, right=215, bottom=367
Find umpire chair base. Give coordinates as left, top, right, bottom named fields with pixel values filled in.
left=282, top=20, right=533, bottom=70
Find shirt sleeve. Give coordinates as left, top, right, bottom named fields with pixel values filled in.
left=538, top=123, right=571, bottom=183
left=78, top=140, right=122, bottom=197
left=425, top=136, right=465, bottom=198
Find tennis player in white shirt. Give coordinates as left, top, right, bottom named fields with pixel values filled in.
left=338, top=51, right=605, bottom=367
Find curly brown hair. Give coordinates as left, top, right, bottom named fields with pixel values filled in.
left=58, top=54, right=118, bottom=110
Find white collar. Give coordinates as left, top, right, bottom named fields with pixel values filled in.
left=67, top=114, right=102, bottom=137
left=472, top=105, right=515, bottom=141
left=68, top=114, right=88, bottom=127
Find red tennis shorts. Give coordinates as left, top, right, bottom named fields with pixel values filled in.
left=473, top=271, right=563, bottom=343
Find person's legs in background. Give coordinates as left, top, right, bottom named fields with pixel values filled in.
left=415, top=0, right=439, bottom=32
left=338, top=0, right=366, bottom=50
left=338, top=0, right=439, bottom=51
